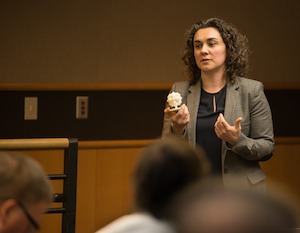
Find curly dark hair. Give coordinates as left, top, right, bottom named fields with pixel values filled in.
left=182, top=18, right=250, bottom=85
left=133, top=138, right=209, bottom=219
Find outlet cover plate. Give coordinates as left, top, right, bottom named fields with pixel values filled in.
left=24, top=97, right=38, bottom=120
left=76, top=96, right=88, bottom=119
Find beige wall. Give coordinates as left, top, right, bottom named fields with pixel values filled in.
left=0, top=0, right=299, bottom=83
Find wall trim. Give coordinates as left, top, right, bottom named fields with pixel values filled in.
left=263, top=82, right=300, bottom=90
left=274, top=137, right=300, bottom=145
left=77, top=137, right=300, bottom=149
left=0, top=138, right=297, bottom=150
left=0, top=83, right=173, bottom=91
left=78, top=139, right=157, bottom=149
left=0, top=82, right=300, bottom=91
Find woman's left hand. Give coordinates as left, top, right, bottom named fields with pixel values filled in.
left=214, top=113, right=242, bottom=146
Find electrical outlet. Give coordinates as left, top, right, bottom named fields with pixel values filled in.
left=24, top=97, right=38, bottom=120
left=76, top=96, right=88, bottom=119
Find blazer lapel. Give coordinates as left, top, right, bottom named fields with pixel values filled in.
left=222, top=79, right=240, bottom=165
left=224, top=80, right=240, bottom=125
left=187, top=81, right=201, bottom=146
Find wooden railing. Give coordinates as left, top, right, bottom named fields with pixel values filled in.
left=0, top=138, right=78, bottom=233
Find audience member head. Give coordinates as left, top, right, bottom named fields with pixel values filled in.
left=133, top=138, right=209, bottom=219
left=168, top=179, right=299, bottom=233
left=0, top=152, right=53, bottom=233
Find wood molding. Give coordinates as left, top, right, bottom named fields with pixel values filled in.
left=0, top=138, right=297, bottom=150
left=0, top=138, right=70, bottom=149
left=0, top=82, right=300, bottom=91
left=78, top=137, right=300, bottom=149
left=274, top=137, right=300, bottom=144
left=0, top=83, right=173, bottom=91
left=78, top=139, right=158, bottom=149
left=263, top=82, right=300, bottom=90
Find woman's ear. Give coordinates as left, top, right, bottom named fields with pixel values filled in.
left=0, top=199, right=18, bottom=228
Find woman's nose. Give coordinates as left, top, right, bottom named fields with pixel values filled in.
left=200, top=44, right=209, bottom=54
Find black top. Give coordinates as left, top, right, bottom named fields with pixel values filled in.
left=196, top=86, right=227, bottom=174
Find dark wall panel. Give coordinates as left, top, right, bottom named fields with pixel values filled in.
left=0, top=89, right=298, bottom=140
left=0, top=90, right=168, bottom=140
left=265, top=89, right=300, bottom=137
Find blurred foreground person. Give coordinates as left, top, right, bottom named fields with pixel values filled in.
left=168, top=179, right=299, bottom=233
left=0, top=152, right=53, bottom=233
left=96, top=138, right=210, bottom=233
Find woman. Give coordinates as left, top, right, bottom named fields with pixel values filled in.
left=162, top=18, right=274, bottom=190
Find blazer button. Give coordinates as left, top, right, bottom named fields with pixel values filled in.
left=224, top=168, right=228, bottom=174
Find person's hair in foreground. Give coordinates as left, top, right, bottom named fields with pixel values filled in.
left=0, top=152, right=53, bottom=233
left=168, top=178, right=299, bottom=233
left=182, top=17, right=250, bottom=85
left=133, top=137, right=210, bottom=219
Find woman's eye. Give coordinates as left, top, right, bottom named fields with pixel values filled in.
left=194, top=44, right=202, bottom=49
left=209, top=41, right=217, bottom=47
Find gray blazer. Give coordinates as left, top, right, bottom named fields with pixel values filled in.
left=162, top=77, right=275, bottom=190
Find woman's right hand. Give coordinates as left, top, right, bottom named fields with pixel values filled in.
left=164, top=104, right=190, bottom=136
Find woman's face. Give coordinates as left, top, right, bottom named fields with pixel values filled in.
left=193, top=27, right=226, bottom=75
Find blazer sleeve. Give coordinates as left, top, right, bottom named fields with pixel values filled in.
left=227, top=81, right=275, bottom=161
